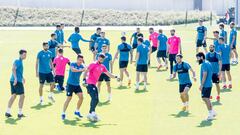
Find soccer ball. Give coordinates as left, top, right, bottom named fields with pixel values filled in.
left=121, top=31, right=126, bottom=36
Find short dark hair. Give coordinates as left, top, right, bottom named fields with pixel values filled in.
left=121, top=36, right=126, bottom=41
left=137, top=33, right=144, bottom=38
left=97, top=27, right=101, bottom=31
left=77, top=54, right=84, bottom=59
left=43, top=42, right=48, bottom=46
left=170, top=29, right=175, bottom=32
left=196, top=52, right=205, bottom=59
left=230, top=22, right=235, bottom=25
left=176, top=54, right=183, bottom=58
left=51, top=33, right=56, bottom=37
left=75, top=27, right=80, bottom=32
left=149, top=27, right=154, bottom=30
left=58, top=48, right=63, bottom=54
left=159, top=29, right=163, bottom=33
left=213, top=31, right=219, bottom=34
left=219, top=36, right=225, bottom=41
left=60, top=23, right=64, bottom=26
left=219, top=23, right=224, bottom=28
left=98, top=53, right=105, bottom=58
left=19, top=49, right=27, bottom=55
left=199, top=19, right=203, bottom=22
left=137, top=27, right=140, bottom=30
left=56, top=24, right=61, bottom=28
left=138, top=37, right=144, bottom=43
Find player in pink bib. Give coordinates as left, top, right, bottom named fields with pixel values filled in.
left=82, top=53, right=119, bottom=122
left=53, top=48, right=70, bottom=91
left=149, top=28, right=159, bottom=53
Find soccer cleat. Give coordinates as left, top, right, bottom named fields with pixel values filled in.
left=87, top=113, right=95, bottom=121
left=135, top=84, right=139, bottom=90
left=108, top=95, right=112, bottom=101
left=228, top=84, right=232, bottom=89
left=92, top=113, right=100, bottom=122
left=143, top=86, right=147, bottom=90
left=17, top=114, right=25, bottom=118
left=74, top=111, right=83, bottom=118
left=48, top=96, right=55, bottom=103
left=212, top=110, right=217, bottom=117
left=222, top=85, right=227, bottom=89
left=169, top=74, right=174, bottom=80
left=5, top=113, right=12, bottom=118
left=216, top=96, right=220, bottom=101
left=206, top=115, right=214, bottom=121
left=61, top=114, right=66, bottom=120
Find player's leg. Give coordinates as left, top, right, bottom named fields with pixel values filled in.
left=106, top=81, right=112, bottom=101
left=18, top=94, right=25, bottom=118
left=202, top=87, right=216, bottom=120
left=226, top=70, right=232, bottom=88
left=87, top=85, right=100, bottom=121
left=75, top=92, right=84, bottom=118
left=203, top=47, right=208, bottom=54
left=119, top=68, right=124, bottom=87
left=62, top=96, right=72, bottom=120
left=143, top=72, right=147, bottom=90
left=5, top=87, right=16, bottom=118
left=97, top=81, right=102, bottom=93
left=124, top=68, right=131, bottom=86
left=213, top=74, right=221, bottom=100
left=59, top=76, right=65, bottom=90
left=221, top=70, right=227, bottom=89
left=136, top=71, right=140, bottom=90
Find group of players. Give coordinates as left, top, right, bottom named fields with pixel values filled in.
left=5, top=19, right=238, bottom=122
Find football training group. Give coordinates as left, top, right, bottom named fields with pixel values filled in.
left=5, top=19, right=238, bottom=122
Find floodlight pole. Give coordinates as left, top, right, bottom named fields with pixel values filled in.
left=13, top=0, right=21, bottom=26
left=80, top=0, right=85, bottom=26
left=145, top=0, right=149, bottom=26
left=236, top=0, right=240, bottom=29
left=210, top=0, right=213, bottom=26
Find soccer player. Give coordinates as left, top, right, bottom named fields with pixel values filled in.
left=113, top=36, right=133, bottom=87
left=55, top=24, right=64, bottom=44
left=130, top=28, right=142, bottom=50
left=218, top=37, right=232, bottom=89
left=5, top=50, right=27, bottom=118
left=207, top=31, right=220, bottom=53
left=68, top=27, right=91, bottom=55
left=135, top=38, right=150, bottom=90
left=206, top=44, right=222, bottom=101
left=94, top=32, right=110, bottom=53
left=82, top=54, right=120, bottom=122
left=35, top=42, right=55, bottom=105
left=229, top=22, right=238, bottom=64
left=48, top=33, right=61, bottom=61
left=96, top=45, right=113, bottom=101
left=219, top=23, right=228, bottom=44
left=53, top=48, right=70, bottom=91
left=167, top=29, right=181, bottom=79
left=61, top=55, right=86, bottom=120
left=90, top=27, right=101, bottom=60
left=196, top=19, right=207, bottom=53
left=172, top=54, right=196, bottom=112
left=196, top=52, right=216, bottom=121
left=137, top=33, right=152, bottom=67
left=149, top=27, right=159, bottom=53
left=156, top=29, right=168, bottom=70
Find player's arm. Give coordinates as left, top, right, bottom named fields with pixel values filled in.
left=80, top=35, right=91, bottom=42
left=130, top=34, right=133, bottom=44
left=203, top=29, right=207, bottom=42
left=189, top=68, right=197, bottom=81
left=218, top=60, right=222, bottom=77
left=12, top=63, right=17, bottom=85
left=50, top=59, right=55, bottom=75
left=135, top=52, right=140, bottom=66
left=179, top=39, right=182, bottom=54
left=104, top=71, right=119, bottom=80
left=130, top=49, right=133, bottom=64
left=113, top=50, right=119, bottom=65
left=35, top=58, right=39, bottom=77
left=67, top=35, right=72, bottom=42
left=230, top=34, right=236, bottom=48
left=110, top=60, right=113, bottom=73
left=70, top=66, right=86, bottom=72
left=200, top=71, right=207, bottom=90
left=206, top=37, right=215, bottom=40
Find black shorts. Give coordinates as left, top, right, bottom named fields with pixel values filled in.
left=10, top=81, right=24, bottom=95
left=136, top=64, right=148, bottom=72
left=212, top=73, right=219, bottom=84
left=169, top=54, right=177, bottom=61
left=72, top=48, right=81, bottom=54
left=151, top=46, right=157, bottom=53
left=39, top=73, right=54, bottom=84
left=196, top=39, right=207, bottom=47
left=98, top=73, right=110, bottom=82
left=119, top=61, right=129, bottom=68
left=132, top=43, right=138, bottom=49
left=179, top=83, right=192, bottom=93
left=232, top=45, right=236, bottom=50
left=201, top=87, right=212, bottom=98
left=221, top=64, right=230, bottom=71
left=157, top=50, right=167, bottom=58
left=55, top=75, right=64, bottom=84
left=90, top=46, right=96, bottom=52
left=66, top=84, right=82, bottom=96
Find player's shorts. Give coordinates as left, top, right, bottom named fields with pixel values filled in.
left=157, top=50, right=167, bottom=58
left=201, top=87, right=212, bottom=98
left=119, top=61, right=129, bottom=68
left=10, top=81, right=24, bottom=95
left=132, top=43, right=138, bottom=49
left=221, top=64, right=230, bottom=71
left=179, top=83, right=192, bottom=93
left=169, top=54, right=177, bottom=61
left=136, top=64, right=148, bottom=72
left=72, top=48, right=81, bottom=54
left=98, top=73, right=110, bottom=82
left=196, top=39, right=207, bottom=47
left=232, top=45, right=236, bottom=50
left=66, top=84, right=82, bottom=96
left=212, top=73, right=220, bottom=84
left=39, top=72, right=54, bottom=84
left=90, top=46, right=95, bottom=52
left=55, top=75, right=64, bottom=84
left=151, top=46, right=157, bottom=53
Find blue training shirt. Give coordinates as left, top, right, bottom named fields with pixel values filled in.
left=197, top=26, right=207, bottom=40
left=90, top=33, right=101, bottom=47
left=131, top=32, right=139, bottom=45
left=214, top=39, right=220, bottom=53
left=219, top=44, right=231, bottom=64
left=48, top=40, right=59, bottom=58
left=68, top=32, right=90, bottom=49
left=37, top=50, right=52, bottom=74
left=206, top=52, right=221, bottom=74
left=10, top=59, right=23, bottom=83
left=55, top=30, right=64, bottom=44
left=173, top=62, right=191, bottom=85
left=200, top=61, right=213, bottom=88
left=96, top=37, right=110, bottom=52
left=118, top=43, right=132, bottom=62
left=220, top=29, right=228, bottom=43
left=158, top=34, right=168, bottom=51
left=67, top=63, right=84, bottom=86
left=137, top=44, right=150, bottom=65
left=229, top=29, right=237, bottom=46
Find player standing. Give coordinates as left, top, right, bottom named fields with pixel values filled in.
left=196, top=19, right=207, bottom=53
left=219, top=23, right=228, bottom=44
left=90, top=27, right=101, bottom=60
left=149, top=27, right=159, bottom=53
left=156, top=29, right=168, bottom=70
left=55, top=24, right=64, bottom=44
left=94, top=32, right=110, bottom=53
left=229, top=22, right=238, bottom=64
left=48, top=33, right=61, bottom=61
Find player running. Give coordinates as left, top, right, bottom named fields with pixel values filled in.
left=90, top=27, right=101, bottom=60
left=196, top=52, right=216, bottom=121
left=218, top=37, right=232, bottom=89
left=149, top=27, right=159, bottom=53
left=135, top=38, right=150, bottom=90
left=229, top=22, right=238, bottom=64
left=168, top=29, right=182, bottom=79
left=82, top=54, right=120, bottom=122
left=172, top=54, right=196, bottom=112
left=113, top=36, right=133, bottom=87
left=156, top=29, right=168, bottom=70
left=94, top=32, right=110, bottom=53
left=61, top=55, right=86, bottom=120
left=35, top=42, right=55, bottom=105
left=207, top=31, right=220, bottom=53
left=96, top=45, right=113, bottom=101
left=53, top=48, right=70, bottom=91
left=68, top=27, right=91, bottom=55
left=206, top=45, right=222, bottom=101
left=5, top=50, right=27, bottom=118
left=196, top=19, right=207, bottom=53
left=219, top=23, right=228, bottom=44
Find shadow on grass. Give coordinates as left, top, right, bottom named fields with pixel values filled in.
left=166, top=78, right=178, bottom=82
left=53, top=90, right=64, bottom=94
left=212, top=101, right=222, bottom=106
left=139, top=82, right=150, bottom=86
left=156, top=69, right=168, bottom=72
left=170, top=111, right=190, bottom=118
left=220, top=88, right=232, bottom=93
left=135, top=89, right=148, bottom=94
left=197, top=120, right=214, bottom=127
left=79, top=121, right=117, bottom=128
left=98, top=100, right=110, bottom=107
left=63, top=118, right=81, bottom=126
left=115, top=86, right=129, bottom=90
left=5, top=118, right=20, bottom=125
left=31, top=102, right=52, bottom=110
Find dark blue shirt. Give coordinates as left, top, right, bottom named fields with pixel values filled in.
left=206, top=52, right=221, bottom=74
left=55, top=30, right=64, bottom=44
left=197, top=26, right=207, bottom=40
left=67, top=63, right=84, bottom=86
left=118, top=43, right=132, bottom=61
left=48, top=40, right=59, bottom=58
left=137, top=44, right=150, bottom=65
left=96, top=53, right=112, bottom=71
left=229, top=29, right=237, bottom=46
left=173, top=62, right=191, bottom=85
left=90, top=33, right=101, bottom=47
left=96, top=37, right=110, bottom=52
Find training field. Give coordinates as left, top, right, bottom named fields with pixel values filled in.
left=0, top=24, right=240, bottom=135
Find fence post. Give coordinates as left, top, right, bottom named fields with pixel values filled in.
left=13, top=7, right=19, bottom=26
left=185, top=10, right=188, bottom=26
left=145, top=12, right=149, bottom=26
left=210, top=11, right=213, bottom=26
left=80, top=10, right=85, bottom=26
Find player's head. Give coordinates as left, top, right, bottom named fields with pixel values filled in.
left=51, top=33, right=57, bottom=40
left=170, top=29, right=175, bottom=36
left=97, top=53, right=105, bottom=64
left=196, top=52, right=205, bottom=65
left=213, top=31, right=219, bottom=38
left=149, top=27, right=154, bottom=34
left=159, top=29, right=163, bottom=34
left=230, top=22, right=235, bottom=29
left=136, top=27, right=140, bottom=33
left=57, top=48, right=64, bottom=56
left=101, top=44, right=108, bottom=53
left=42, top=42, right=49, bottom=51
left=60, top=23, right=65, bottom=29
left=176, top=54, right=183, bottom=63
left=219, top=23, right=224, bottom=29
left=121, top=36, right=126, bottom=43
left=209, top=44, right=215, bottom=52
left=19, top=49, right=27, bottom=60
left=198, top=19, right=203, bottom=25
left=100, top=32, right=105, bottom=37
left=137, top=37, right=144, bottom=45
left=56, top=24, right=61, bottom=30
left=96, top=27, right=101, bottom=34
left=75, top=27, right=80, bottom=33
left=218, top=37, right=225, bottom=44
left=77, top=54, right=84, bottom=64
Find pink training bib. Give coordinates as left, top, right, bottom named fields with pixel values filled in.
left=53, top=56, right=70, bottom=76
left=167, top=36, right=181, bottom=54
left=86, top=61, right=108, bottom=85
left=149, top=32, right=159, bottom=47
